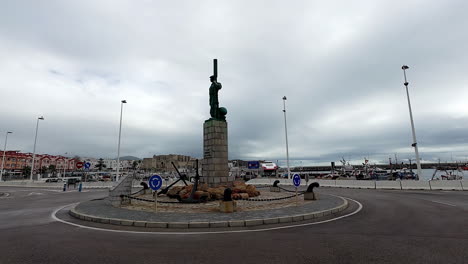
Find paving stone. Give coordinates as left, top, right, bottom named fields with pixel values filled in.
left=109, top=219, right=121, bottom=225
left=120, top=220, right=134, bottom=226
left=263, top=218, right=279, bottom=224
left=168, top=222, right=189, bottom=229
left=245, top=219, right=263, bottom=226
left=278, top=216, right=292, bottom=223
left=189, top=222, right=210, bottom=228
left=133, top=221, right=146, bottom=227
left=99, top=218, right=110, bottom=224
left=228, top=220, right=245, bottom=227
left=146, top=222, right=167, bottom=228
left=210, top=221, right=229, bottom=228
left=292, top=215, right=304, bottom=222
left=313, top=211, right=324, bottom=218
left=303, top=213, right=315, bottom=220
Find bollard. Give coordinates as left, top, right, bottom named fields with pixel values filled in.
left=63, top=183, right=67, bottom=192
left=270, top=180, right=281, bottom=192
left=78, top=182, right=82, bottom=192
left=219, top=188, right=237, bottom=213
left=304, top=182, right=320, bottom=200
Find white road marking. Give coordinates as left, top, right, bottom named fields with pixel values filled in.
left=27, top=192, right=44, bottom=196
left=51, top=196, right=363, bottom=236
left=430, top=200, right=456, bottom=207
left=0, top=192, right=11, bottom=198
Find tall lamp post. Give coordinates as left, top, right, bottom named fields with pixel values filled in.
left=31, top=116, right=44, bottom=181
left=282, top=96, right=291, bottom=179
left=401, top=65, right=422, bottom=179
left=0, top=131, right=13, bottom=182
left=116, top=100, right=127, bottom=182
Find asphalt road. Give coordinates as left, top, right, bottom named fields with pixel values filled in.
left=0, top=186, right=466, bottom=264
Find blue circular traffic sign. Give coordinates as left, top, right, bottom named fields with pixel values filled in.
left=84, top=162, right=91, bottom=169
left=149, top=175, right=163, bottom=191
left=293, top=174, right=301, bottom=187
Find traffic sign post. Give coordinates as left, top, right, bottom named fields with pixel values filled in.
left=293, top=174, right=301, bottom=206
left=76, top=162, right=84, bottom=169
left=149, top=175, right=163, bottom=212
left=83, top=162, right=91, bottom=182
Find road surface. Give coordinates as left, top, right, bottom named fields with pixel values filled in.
left=0, top=186, right=466, bottom=264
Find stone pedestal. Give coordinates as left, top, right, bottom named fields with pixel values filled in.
left=270, top=186, right=281, bottom=192
left=219, top=200, right=237, bottom=213
left=304, top=192, right=318, bottom=200
left=202, top=120, right=229, bottom=187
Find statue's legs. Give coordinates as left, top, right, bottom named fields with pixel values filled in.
left=210, top=104, right=219, bottom=118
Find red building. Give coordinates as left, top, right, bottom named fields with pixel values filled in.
left=0, top=150, right=79, bottom=175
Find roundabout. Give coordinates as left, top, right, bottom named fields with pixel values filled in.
left=1, top=186, right=466, bottom=263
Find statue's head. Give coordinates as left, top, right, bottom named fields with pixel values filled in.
left=210, top=75, right=216, bottom=82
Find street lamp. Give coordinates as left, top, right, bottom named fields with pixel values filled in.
left=30, top=116, right=44, bottom=181
left=0, top=131, right=13, bottom=182
left=116, top=100, right=127, bottom=182
left=282, top=96, right=291, bottom=179
left=401, top=65, right=422, bottom=179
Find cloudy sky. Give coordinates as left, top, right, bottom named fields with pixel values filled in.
left=1, top=0, right=467, bottom=166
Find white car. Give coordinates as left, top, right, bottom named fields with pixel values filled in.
left=261, top=161, right=278, bottom=171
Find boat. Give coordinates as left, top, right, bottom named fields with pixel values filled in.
left=369, top=167, right=391, bottom=180
left=393, top=168, right=418, bottom=180
left=339, top=158, right=354, bottom=176
left=433, top=169, right=463, bottom=180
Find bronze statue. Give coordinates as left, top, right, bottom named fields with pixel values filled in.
left=209, top=59, right=227, bottom=121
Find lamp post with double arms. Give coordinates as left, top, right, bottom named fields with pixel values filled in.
left=116, top=100, right=127, bottom=182
left=0, top=131, right=12, bottom=182
left=282, top=96, right=291, bottom=179
left=30, top=116, right=44, bottom=181
left=401, top=65, right=422, bottom=179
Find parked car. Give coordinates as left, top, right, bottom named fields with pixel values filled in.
left=45, top=178, right=59, bottom=183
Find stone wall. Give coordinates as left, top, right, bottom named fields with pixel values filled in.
left=108, top=173, right=135, bottom=206
left=202, top=120, right=229, bottom=187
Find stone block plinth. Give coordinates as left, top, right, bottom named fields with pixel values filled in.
left=202, top=119, right=229, bottom=187
left=219, top=200, right=237, bottom=213
left=304, top=192, right=318, bottom=200
left=270, top=186, right=281, bottom=192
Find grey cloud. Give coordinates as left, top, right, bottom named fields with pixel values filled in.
left=1, top=0, right=467, bottom=165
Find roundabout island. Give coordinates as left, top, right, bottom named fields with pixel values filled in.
left=67, top=181, right=350, bottom=230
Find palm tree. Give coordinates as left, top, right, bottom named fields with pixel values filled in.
left=23, top=166, right=31, bottom=178
left=48, top=165, right=56, bottom=176
left=95, top=158, right=106, bottom=171
left=40, top=166, right=48, bottom=175
left=131, top=161, right=138, bottom=170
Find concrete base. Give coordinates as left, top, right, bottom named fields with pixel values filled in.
left=219, top=200, right=237, bottom=213
left=270, top=186, right=281, bottom=192
left=304, top=192, right=318, bottom=200
left=202, top=119, right=229, bottom=187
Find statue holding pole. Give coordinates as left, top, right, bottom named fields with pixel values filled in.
left=209, top=59, right=227, bottom=121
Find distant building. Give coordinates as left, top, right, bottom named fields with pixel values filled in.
left=0, top=150, right=79, bottom=175
left=102, top=159, right=137, bottom=171
left=141, top=154, right=197, bottom=172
